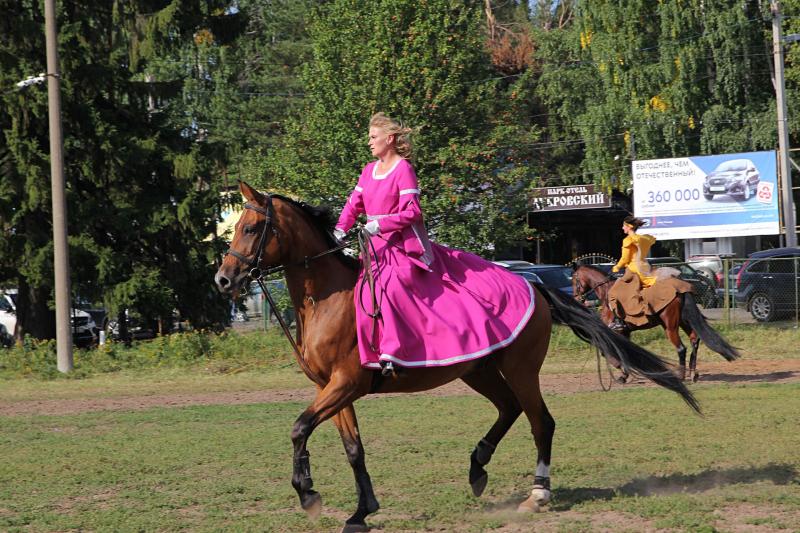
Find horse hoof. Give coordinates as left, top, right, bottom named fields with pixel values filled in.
left=302, top=491, right=322, bottom=520
left=340, top=523, right=370, bottom=533
left=692, top=373, right=699, bottom=383
left=471, top=473, right=488, bottom=497
left=530, top=486, right=551, bottom=506
left=616, top=375, right=628, bottom=385
left=516, top=496, right=541, bottom=513
left=517, top=486, right=550, bottom=513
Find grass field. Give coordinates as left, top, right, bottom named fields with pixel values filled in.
left=2, top=381, right=799, bottom=532
left=1, top=324, right=798, bottom=531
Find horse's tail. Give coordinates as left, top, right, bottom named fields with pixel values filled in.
left=533, top=283, right=700, bottom=413
left=681, top=292, right=739, bottom=362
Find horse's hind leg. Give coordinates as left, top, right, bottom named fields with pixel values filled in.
left=332, top=405, right=379, bottom=532
left=496, top=339, right=555, bottom=511
left=662, top=304, right=687, bottom=380
left=461, top=364, right=522, bottom=497
left=681, top=322, right=701, bottom=382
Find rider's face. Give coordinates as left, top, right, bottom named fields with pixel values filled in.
left=368, top=127, right=394, bottom=159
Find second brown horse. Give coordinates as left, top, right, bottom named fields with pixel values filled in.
left=572, top=263, right=739, bottom=382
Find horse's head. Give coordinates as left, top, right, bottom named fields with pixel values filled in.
left=215, top=181, right=357, bottom=295
left=571, top=264, right=612, bottom=305
left=571, top=265, right=590, bottom=304
left=215, top=181, right=283, bottom=294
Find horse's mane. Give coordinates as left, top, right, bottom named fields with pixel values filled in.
left=579, top=263, right=609, bottom=276
left=271, top=193, right=359, bottom=271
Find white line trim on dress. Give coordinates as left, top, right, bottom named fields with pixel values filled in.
left=354, top=185, right=363, bottom=192
left=399, top=188, right=419, bottom=195
left=375, top=281, right=536, bottom=367
left=372, top=158, right=402, bottom=180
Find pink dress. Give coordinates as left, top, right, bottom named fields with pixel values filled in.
left=336, top=159, right=534, bottom=369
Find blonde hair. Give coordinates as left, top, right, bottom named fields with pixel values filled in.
left=369, top=112, right=413, bottom=159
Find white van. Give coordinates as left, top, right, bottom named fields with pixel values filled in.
left=0, top=290, right=98, bottom=347
left=0, top=292, right=15, bottom=346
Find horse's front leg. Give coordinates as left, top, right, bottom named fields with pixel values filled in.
left=291, top=376, right=365, bottom=519
left=332, top=405, right=380, bottom=532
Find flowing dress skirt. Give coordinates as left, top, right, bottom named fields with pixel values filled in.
left=355, top=235, right=535, bottom=369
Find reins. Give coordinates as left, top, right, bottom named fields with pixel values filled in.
left=357, top=229, right=384, bottom=353
left=574, top=266, right=623, bottom=391
left=225, top=197, right=354, bottom=388
left=575, top=271, right=616, bottom=303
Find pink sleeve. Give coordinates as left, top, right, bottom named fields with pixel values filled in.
left=335, top=168, right=367, bottom=232
left=377, top=162, right=423, bottom=233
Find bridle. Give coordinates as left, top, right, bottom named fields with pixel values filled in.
left=225, top=199, right=277, bottom=280
left=225, top=195, right=352, bottom=280
left=223, top=194, right=352, bottom=387
left=573, top=269, right=616, bottom=304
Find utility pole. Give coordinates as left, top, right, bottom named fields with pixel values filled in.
left=44, top=0, right=73, bottom=372
left=772, top=1, right=798, bottom=247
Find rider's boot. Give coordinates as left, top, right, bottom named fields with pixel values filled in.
left=380, top=361, right=396, bottom=377
left=609, top=305, right=628, bottom=333
left=609, top=316, right=627, bottom=332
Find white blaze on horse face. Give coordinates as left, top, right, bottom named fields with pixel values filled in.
left=536, top=461, right=549, bottom=479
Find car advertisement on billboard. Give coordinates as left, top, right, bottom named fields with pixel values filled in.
left=631, top=151, right=780, bottom=240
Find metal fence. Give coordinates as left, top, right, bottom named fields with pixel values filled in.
left=655, top=257, right=800, bottom=327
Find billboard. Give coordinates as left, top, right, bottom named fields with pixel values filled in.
left=632, top=151, right=780, bottom=240
left=529, top=184, right=610, bottom=212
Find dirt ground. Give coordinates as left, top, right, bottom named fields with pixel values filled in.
left=1, top=358, right=797, bottom=417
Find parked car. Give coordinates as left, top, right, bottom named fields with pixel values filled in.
left=494, top=260, right=575, bottom=297
left=0, top=291, right=16, bottom=342
left=70, top=309, right=99, bottom=347
left=703, top=158, right=760, bottom=201
left=107, top=310, right=156, bottom=341
left=734, top=247, right=800, bottom=322
left=646, top=258, right=719, bottom=308
left=241, top=281, right=265, bottom=319
left=492, top=260, right=544, bottom=285
left=687, top=253, right=737, bottom=287
left=0, top=323, right=11, bottom=347
left=1, top=290, right=97, bottom=347
left=715, top=264, right=742, bottom=302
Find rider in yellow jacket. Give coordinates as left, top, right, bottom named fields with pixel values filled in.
left=609, top=216, right=657, bottom=330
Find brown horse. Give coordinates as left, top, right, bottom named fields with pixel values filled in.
left=572, top=263, right=739, bottom=383
left=215, top=182, right=698, bottom=532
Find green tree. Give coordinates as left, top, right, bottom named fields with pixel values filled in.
left=262, top=0, right=538, bottom=255
left=534, top=1, right=775, bottom=191
left=0, top=0, right=234, bottom=341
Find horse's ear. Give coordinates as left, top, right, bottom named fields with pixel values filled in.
left=239, top=181, right=263, bottom=203
left=571, top=261, right=579, bottom=272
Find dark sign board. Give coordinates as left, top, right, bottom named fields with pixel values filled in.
left=529, top=184, right=610, bottom=212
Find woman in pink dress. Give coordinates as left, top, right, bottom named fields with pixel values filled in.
left=334, top=113, right=535, bottom=375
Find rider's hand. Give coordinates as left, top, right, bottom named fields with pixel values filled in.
left=364, top=220, right=380, bottom=235
left=333, top=228, right=347, bottom=243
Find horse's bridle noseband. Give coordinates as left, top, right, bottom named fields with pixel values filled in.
left=225, top=198, right=278, bottom=280
left=574, top=271, right=615, bottom=303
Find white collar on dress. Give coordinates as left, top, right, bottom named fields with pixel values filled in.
left=372, top=158, right=403, bottom=180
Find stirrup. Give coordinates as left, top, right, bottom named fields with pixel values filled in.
left=609, top=317, right=627, bottom=332
left=380, top=361, right=395, bottom=377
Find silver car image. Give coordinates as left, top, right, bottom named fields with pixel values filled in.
left=703, top=159, right=760, bottom=201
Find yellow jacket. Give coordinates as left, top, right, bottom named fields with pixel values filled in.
left=612, top=233, right=657, bottom=287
